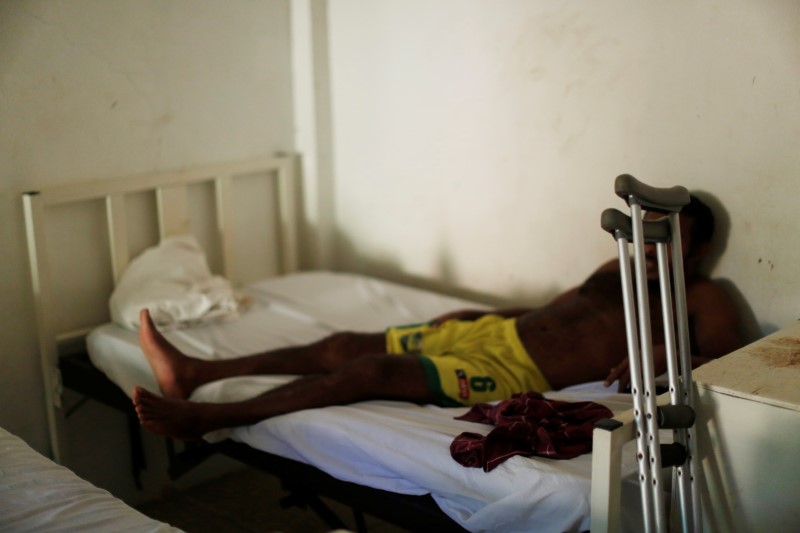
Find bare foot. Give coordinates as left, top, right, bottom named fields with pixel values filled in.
left=138, top=308, right=200, bottom=399
left=133, top=387, right=216, bottom=440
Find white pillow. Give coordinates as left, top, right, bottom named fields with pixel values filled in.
left=109, top=234, right=244, bottom=330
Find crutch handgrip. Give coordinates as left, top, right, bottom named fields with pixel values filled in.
left=600, top=208, right=671, bottom=243
left=615, top=174, right=690, bottom=213
left=657, top=404, right=696, bottom=429
left=660, top=442, right=689, bottom=468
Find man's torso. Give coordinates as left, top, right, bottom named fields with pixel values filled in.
left=516, top=270, right=678, bottom=389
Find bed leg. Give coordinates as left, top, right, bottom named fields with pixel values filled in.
left=279, top=487, right=350, bottom=530
left=352, top=507, right=369, bottom=533
left=126, top=409, right=146, bottom=490
left=164, top=439, right=216, bottom=480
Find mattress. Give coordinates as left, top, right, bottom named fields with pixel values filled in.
left=87, top=270, right=639, bottom=533
left=0, top=425, right=180, bottom=533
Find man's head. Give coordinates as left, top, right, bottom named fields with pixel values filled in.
left=679, top=194, right=715, bottom=277
left=644, top=194, right=715, bottom=278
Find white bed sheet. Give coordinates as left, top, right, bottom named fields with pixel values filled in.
left=87, top=271, right=638, bottom=533
left=0, top=425, right=180, bottom=533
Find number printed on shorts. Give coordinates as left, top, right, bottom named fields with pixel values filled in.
left=469, top=376, right=497, bottom=392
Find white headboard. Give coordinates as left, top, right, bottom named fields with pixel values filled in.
left=22, top=155, right=299, bottom=460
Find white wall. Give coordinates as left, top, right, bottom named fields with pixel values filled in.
left=0, top=0, right=293, bottom=494
left=325, top=0, right=800, bottom=335
left=2, top=0, right=799, bottom=506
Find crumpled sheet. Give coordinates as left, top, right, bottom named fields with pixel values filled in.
left=109, top=234, right=245, bottom=330
left=0, top=425, right=181, bottom=532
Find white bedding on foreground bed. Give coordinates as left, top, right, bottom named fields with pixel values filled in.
left=0, top=425, right=180, bottom=533
left=87, top=270, right=639, bottom=533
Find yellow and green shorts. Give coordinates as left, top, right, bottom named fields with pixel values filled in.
left=385, top=314, right=552, bottom=406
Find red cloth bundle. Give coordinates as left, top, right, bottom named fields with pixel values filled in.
left=451, top=391, right=613, bottom=472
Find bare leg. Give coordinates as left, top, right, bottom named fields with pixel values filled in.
left=138, top=309, right=385, bottom=399
left=133, top=353, right=432, bottom=440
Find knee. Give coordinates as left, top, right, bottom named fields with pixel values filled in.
left=323, top=331, right=360, bottom=351
left=355, top=353, right=396, bottom=381
left=318, top=331, right=361, bottom=369
left=336, top=354, right=429, bottom=402
left=340, top=353, right=398, bottom=391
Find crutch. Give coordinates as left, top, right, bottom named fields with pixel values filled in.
left=600, top=175, right=699, bottom=532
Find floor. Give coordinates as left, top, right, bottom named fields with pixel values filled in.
left=135, top=467, right=409, bottom=533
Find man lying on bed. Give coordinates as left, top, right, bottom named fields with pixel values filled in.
left=134, top=195, right=742, bottom=440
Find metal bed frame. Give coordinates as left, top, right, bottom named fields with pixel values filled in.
left=58, top=350, right=465, bottom=532
left=22, top=156, right=640, bottom=531
left=22, top=155, right=468, bottom=532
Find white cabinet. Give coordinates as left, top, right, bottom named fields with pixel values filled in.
left=693, top=321, right=800, bottom=531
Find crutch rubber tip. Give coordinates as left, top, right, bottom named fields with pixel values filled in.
left=660, top=442, right=689, bottom=468
left=594, top=418, right=624, bottom=431
left=657, top=404, right=696, bottom=429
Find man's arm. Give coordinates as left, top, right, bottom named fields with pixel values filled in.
left=604, top=279, right=742, bottom=391
left=431, top=307, right=534, bottom=326
left=432, top=260, right=621, bottom=326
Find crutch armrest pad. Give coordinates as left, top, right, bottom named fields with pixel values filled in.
left=600, top=208, right=671, bottom=243
left=615, top=174, right=690, bottom=212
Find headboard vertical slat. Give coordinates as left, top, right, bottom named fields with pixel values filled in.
left=277, top=156, right=299, bottom=274
left=156, top=184, right=190, bottom=239
left=105, top=194, right=130, bottom=284
left=214, top=175, right=236, bottom=280
left=22, top=192, right=65, bottom=463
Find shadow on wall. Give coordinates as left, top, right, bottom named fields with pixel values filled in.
left=717, top=279, right=762, bottom=345
left=332, top=229, right=504, bottom=307
left=692, top=189, right=728, bottom=276
left=693, top=190, right=762, bottom=344
left=330, top=228, right=569, bottom=310
left=327, top=215, right=765, bottom=345
left=328, top=191, right=763, bottom=347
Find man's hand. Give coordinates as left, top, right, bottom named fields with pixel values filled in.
left=604, top=358, right=632, bottom=392
left=604, top=346, right=669, bottom=392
